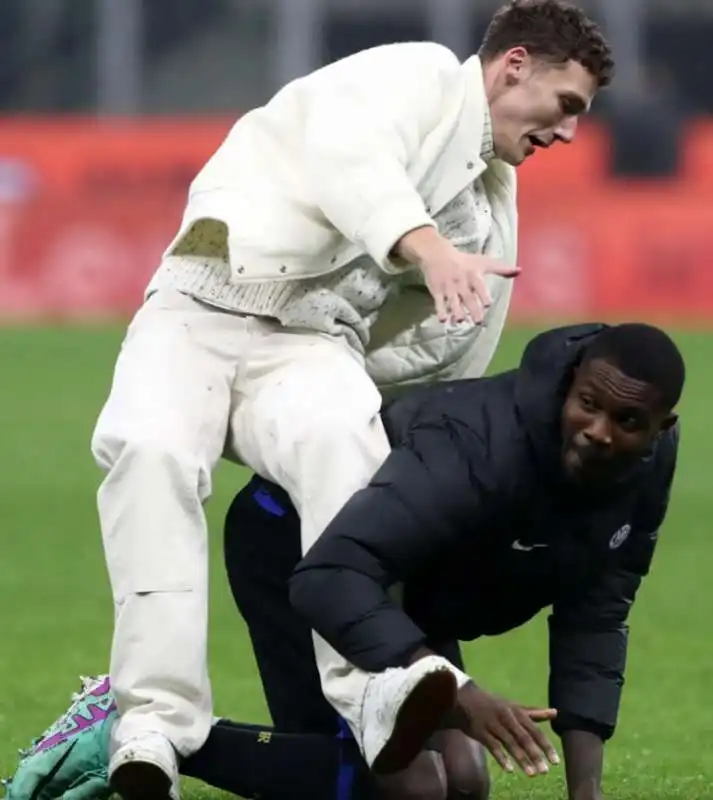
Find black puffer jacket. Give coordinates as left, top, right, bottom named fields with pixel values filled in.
left=290, top=324, right=679, bottom=739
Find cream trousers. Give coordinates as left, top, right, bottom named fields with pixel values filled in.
left=91, top=287, right=390, bottom=756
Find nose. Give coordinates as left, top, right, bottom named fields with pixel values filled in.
left=554, top=116, right=578, bottom=144
left=583, top=415, right=612, bottom=447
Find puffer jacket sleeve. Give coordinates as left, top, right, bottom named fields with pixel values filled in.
left=289, top=414, right=495, bottom=671
left=548, top=425, right=680, bottom=740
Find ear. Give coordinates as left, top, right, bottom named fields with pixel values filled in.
left=659, top=413, right=678, bottom=431
left=505, top=46, right=528, bottom=68
left=503, top=46, right=529, bottom=81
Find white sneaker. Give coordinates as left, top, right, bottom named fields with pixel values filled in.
left=359, top=655, right=458, bottom=774
left=109, top=732, right=180, bottom=800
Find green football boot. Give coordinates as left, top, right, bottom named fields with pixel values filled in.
left=2, top=675, right=116, bottom=800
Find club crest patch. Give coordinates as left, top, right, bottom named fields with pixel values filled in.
left=610, top=524, right=631, bottom=549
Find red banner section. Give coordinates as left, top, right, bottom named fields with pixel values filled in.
left=513, top=185, right=713, bottom=323
left=0, top=117, right=712, bottom=323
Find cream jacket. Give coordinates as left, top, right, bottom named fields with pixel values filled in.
left=164, top=42, right=518, bottom=385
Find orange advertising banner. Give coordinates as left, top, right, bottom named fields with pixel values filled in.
left=513, top=183, right=713, bottom=322
left=0, top=116, right=712, bottom=323
left=0, top=117, right=233, bottom=318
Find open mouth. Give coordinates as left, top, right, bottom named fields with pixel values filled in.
left=527, top=135, right=548, bottom=150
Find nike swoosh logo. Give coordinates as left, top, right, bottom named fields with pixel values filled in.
left=511, top=540, right=548, bottom=551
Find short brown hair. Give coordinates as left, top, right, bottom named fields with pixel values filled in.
left=479, top=0, right=614, bottom=88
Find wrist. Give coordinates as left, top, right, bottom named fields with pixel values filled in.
left=562, top=730, right=604, bottom=800
left=450, top=666, right=473, bottom=690
left=567, top=774, right=602, bottom=797
left=442, top=681, right=488, bottom=736
left=395, top=226, right=452, bottom=267
left=570, top=788, right=602, bottom=800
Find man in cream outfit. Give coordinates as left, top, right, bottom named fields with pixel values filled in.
left=91, top=2, right=613, bottom=797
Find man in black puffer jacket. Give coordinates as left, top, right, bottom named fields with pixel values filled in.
left=218, top=321, right=684, bottom=800
left=287, top=321, right=682, bottom=799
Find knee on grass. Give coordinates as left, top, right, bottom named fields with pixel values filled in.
left=375, top=750, right=448, bottom=800
left=439, top=731, right=490, bottom=800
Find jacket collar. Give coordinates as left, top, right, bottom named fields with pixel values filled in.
left=460, top=55, right=495, bottom=165
left=480, top=106, right=495, bottom=161
left=412, top=55, right=514, bottom=222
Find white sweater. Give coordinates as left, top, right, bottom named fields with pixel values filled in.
left=146, top=42, right=517, bottom=385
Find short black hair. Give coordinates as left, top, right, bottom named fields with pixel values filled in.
left=582, top=323, right=686, bottom=411
left=480, top=0, right=614, bottom=88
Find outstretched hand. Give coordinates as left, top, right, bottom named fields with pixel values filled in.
left=420, top=249, right=520, bottom=325
left=394, top=226, right=519, bottom=325
left=457, top=684, right=559, bottom=777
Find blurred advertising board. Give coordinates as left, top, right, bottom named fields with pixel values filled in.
left=0, top=117, right=711, bottom=324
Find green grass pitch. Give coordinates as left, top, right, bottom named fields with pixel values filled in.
left=0, top=324, right=711, bottom=799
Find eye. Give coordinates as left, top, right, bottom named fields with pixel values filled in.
left=578, top=393, right=597, bottom=412
left=617, top=414, right=645, bottom=433
left=560, top=96, right=585, bottom=117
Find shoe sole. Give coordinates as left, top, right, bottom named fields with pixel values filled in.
left=111, top=760, right=174, bottom=800
left=371, top=668, right=457, bottom=775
